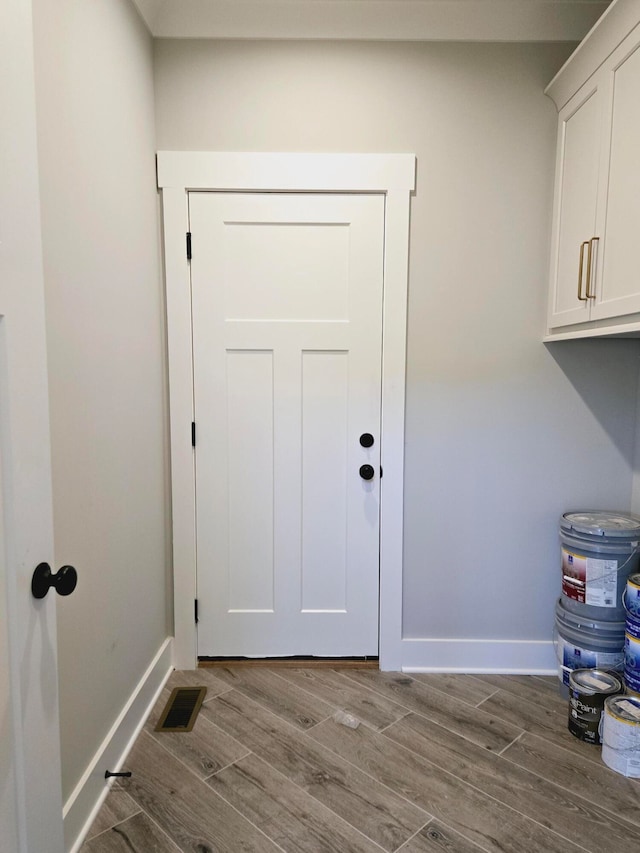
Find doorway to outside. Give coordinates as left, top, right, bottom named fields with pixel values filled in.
left=158, top=152, right=415, bottom=671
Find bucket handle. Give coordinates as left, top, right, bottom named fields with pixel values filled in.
left=614, top=546, right=640, bottom=578
left=563, top=545, right=640, bottom=606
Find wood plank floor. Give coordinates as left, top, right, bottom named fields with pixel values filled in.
left=81, top=669, right=640, bottom=853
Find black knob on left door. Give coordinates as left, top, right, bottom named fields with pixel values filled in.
left=359, top=464, right=375, bottom=481
left=31, top=562, right=78, bottom=599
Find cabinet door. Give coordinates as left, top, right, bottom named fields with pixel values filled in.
left=591, top=31, right=640, bottom=321
left=547, top=80, right=603, bottom=329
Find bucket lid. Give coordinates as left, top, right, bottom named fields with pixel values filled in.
left=561, top=511, right=640, bottom=539
left=568, top=668, right=623, bottom=695
left=604, top=694, right=640, bottom=723
left=555, top=598, right=626, bottom=633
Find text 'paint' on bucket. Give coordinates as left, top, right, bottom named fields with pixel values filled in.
left=568, top=668, right=623, bottom=745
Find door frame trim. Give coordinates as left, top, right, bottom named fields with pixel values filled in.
left=157, top=151, right=415, bottom=670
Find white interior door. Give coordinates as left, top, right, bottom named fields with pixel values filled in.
left=191, top=192, right=384, bottom=657
left=0, top=1, right=64, bottom=850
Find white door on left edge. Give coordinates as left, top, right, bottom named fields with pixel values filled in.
left=190, top=192, right=384, bottom=657
left=1, top=0, right=64, bottom=848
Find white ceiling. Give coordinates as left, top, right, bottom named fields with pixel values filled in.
left=132, top=0, right=613, bottom=41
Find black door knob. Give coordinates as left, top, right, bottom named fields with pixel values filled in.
left=32, top=563, right=78, bottom=599
left=359, top=464, right=375, bottom=481
left=359, top=433, right=374, bottom=448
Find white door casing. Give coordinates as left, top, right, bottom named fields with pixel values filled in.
left=0, top=0, right=64, bottom=850
left=158, top=152, right=415, bottom=670
left=191, top=192, right=384, bottom=656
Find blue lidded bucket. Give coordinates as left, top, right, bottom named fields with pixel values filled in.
left=623, top=573, right=640, bottom=640
left=560, top=512, right=640, bottom=622
left=623, top=574, right=640, bottom=694
left=625, top=573, right=640, bottom=621
left=624, top=632, right=640, bottom=695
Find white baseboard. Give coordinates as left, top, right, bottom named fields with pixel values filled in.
left=401, top=637, right=557, bottom=674
left=65, top=637, right=173, bottom=853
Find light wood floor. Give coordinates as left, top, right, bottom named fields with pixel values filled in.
left=80, top=668, right=640, bottom=853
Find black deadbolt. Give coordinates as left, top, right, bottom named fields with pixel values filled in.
left=359, top=433, right=374, bottom=448
left=359, top=464, right=375, bottom=481
left=32, top=563, right=78, bottom=599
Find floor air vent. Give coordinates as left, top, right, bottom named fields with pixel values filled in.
left=154, top=687, right=207, bottom=733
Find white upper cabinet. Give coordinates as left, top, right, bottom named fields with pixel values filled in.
left=546, top=1, right=640, bottom=339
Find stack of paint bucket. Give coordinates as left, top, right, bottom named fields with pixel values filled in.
left=624, top=573, right=640, bottom=696
left=596, top=571, right=640, bottom=778
left=555, top=511, right=640, bottom=698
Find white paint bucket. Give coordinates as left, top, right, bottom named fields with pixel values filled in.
left=560, top=511, right=640, bottom=622
left=601, top=695, right=640, bottom=777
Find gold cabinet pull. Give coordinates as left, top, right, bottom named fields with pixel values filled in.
left=586, top=236, right=599, bottom=299
left=577, top=240, right=589, bottom=301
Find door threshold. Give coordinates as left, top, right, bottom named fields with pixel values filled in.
left=198, top=655, right=379, bottom=669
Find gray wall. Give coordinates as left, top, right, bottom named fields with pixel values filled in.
left=33, top=0, right=170, bottom=800
left=155, top=39, right=640, bottom=653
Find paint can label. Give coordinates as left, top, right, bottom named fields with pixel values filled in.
left=601, top=743, right=640, bottom=777
left=556, top=636, right=624, bottom=686
left=568, top=702, right=603, bottom=744
left=625, top=577, right=640, bottom=618
left=601, top=698, right=640, bottom=777
left=624, top=633, right=640, bottom=693
left=562, top=548, right=618, bottom=608
left=626, top=614, right=640, bottom=640
left=568, top=670, right=623, bottom=745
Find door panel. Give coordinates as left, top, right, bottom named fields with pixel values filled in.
left=223, top=221, right=350, bottom=321
left=301, top=350, right=348, bottom=613
left=191, top=192, right=384, bottom=657
left=226, top=349, right=275, bottom=612
left=548, top=83, right=601, bottom=327
left=592, top=41, right=640, bottom=319
left=0, top=439, right=19, bottom=853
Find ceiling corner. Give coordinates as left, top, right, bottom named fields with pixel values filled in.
left=130, top=0, right=162, bottom=33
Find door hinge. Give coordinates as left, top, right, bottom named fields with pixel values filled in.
left=191, top=422, right=196, bottom=447
left=194, top=599, right=199, bottom=624
left=186, top=232, right=192, bottom=261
